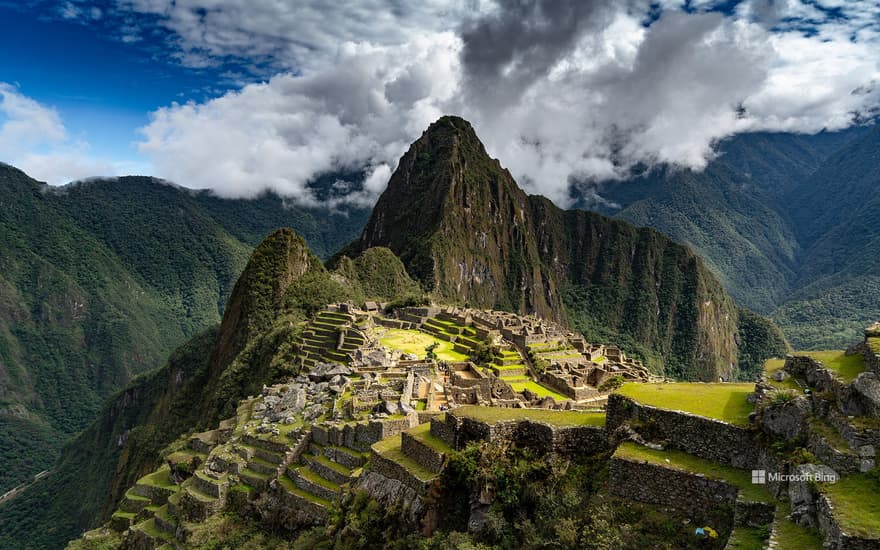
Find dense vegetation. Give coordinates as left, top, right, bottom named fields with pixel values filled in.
left=0, top=166, right=367, bottom=496
left=591, top=125, right=879, bottom=350
left=0, top=229, right=421, bottom=549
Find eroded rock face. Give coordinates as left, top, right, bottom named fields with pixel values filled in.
left=788, top=464, right=839, bottom=529
left=844, top=372, right=880, bottom=417
left=760, top=396, right=811, bottom=441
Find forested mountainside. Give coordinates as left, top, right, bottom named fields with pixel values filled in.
left=591, top=124, right=879, bottom=349
left=0, top=230, right=420, bottom=550
left=0, top=165, right=368, bottom=495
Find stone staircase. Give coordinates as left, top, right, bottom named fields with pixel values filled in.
left=297, top=310, right=365, bottom=367
left=276, top=440, right=368, bottom=522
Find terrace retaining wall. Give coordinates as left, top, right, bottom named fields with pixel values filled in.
left=429, top=411, right=607, bottom=456
left=606, top=394, right=759, bottom=469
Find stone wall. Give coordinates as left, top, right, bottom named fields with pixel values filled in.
left=311, top=416, right=416, bottom=452
left=784, top=355, right=846, bottom=395
left=401, top=432, right=445, bottom=473
left=354, top=470, right=428, bottom=528
left=606, top=394, right=759, bottom=469
left=609, top=457, right=739, bottom=519
left=430, top=412, right=608, bottom=456
left=817, top=493, right=880, bottom=549
left=368, top=448, right=431, bottom=493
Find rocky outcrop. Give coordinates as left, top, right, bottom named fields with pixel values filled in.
left=760, top=397, right=811, bottom=441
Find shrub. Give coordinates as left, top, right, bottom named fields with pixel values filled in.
left=598, top=376, right=625, bottom=392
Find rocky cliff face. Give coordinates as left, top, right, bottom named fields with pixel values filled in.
left=355, top=116, right=779, bottom=380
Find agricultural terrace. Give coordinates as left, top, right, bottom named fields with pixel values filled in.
left=452, top=405, right=606, bottom=427
left=615, top=383, right=755, bottom=427
left=378, top=328, right=468, bottom=361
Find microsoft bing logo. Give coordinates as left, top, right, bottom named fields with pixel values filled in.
left=751, top=470, right=766, bottom=484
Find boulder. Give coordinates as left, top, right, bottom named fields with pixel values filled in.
left=789, top=464, right=839, bottom=528
left=760, top=396, right=811, bottom=441
left=843, top=372, right=880, bottom=417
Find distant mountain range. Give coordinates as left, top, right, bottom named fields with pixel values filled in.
left=0, top=165, right=369, bottom=494
left=590, top=123, right=880, bottom=350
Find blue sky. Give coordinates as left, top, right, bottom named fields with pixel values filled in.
left=1, top=0, right=878, bottom=207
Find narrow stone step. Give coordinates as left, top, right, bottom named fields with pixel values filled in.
left=238, top=467, right=272, bottom=491
left=307, top=454, right=353, bottom=486
left=293, top=466, right=340, bottom=502
left=323, top=445, right=369, bottom=469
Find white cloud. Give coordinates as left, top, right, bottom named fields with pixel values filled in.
left=0, top=84, right=141, bottom=184
left=122, top=0, right=880, bottom=207
left=118, top=0, right=491, bottom=72
left=137, top=33, right=462, bottom=205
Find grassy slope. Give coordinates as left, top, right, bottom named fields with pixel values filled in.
left=615, top=383, right=755, bottom=426
left=378, top=328, right=468, bottom=361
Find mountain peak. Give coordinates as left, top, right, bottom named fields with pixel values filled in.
left=348, top=117, right=784, bottom=380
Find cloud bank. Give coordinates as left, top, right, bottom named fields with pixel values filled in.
left=113, top=1, right=880, bottom=205
left=0, top=83, right=145, bottom=185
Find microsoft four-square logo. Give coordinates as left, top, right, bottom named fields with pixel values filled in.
left=751, top=470, right=766, bottom=484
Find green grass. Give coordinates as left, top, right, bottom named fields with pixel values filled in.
left=277, top=475, right=331, bottom=507
left=493, top=364, right=527, bottom=371
left=614, top=442, right=772, bottom=503
left=763, top=358, right=802, bottom=391
left=615, top=383, right=756, bottom=426
left=800, top=350, right=865, bottom=382
left=725, top=526, right=769, bottom=549
left=407, top=422, right=453, bottom=453
left=773, top=503, right=823, bottom=549
left=379, top=329, right=468, bottom=361
left=298, top=467, right=340, bottom=492
left=809, top=416, right=855, bottom=454
left=821, top=473, right=880, bottom=538
left=372, top=437, right=437, bottom=481
left=136, top=518, right=173, bottom=541
left=137, top=466, right=176, bottom=489
left=452, top=405, right=605, bottom=427
left=311, top=454, right=352, bottom=476
left=509, top=381, right=569, bottom=401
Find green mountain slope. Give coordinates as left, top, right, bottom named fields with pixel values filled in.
left=0, top=229, right=420, bottom=550
left=587, top=126, right=878, bottom=350
left=0, top=165, right=368, bottom=496
left=598, top=163, right=800, bottom=313
left=352, top=116, right=785, bottom=380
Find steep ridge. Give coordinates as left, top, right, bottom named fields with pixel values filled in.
left=353, top=116, right=785, bottom=380
left=0, top=229, right=419, bottom=550
left=0, top=166, right=368, bottom=495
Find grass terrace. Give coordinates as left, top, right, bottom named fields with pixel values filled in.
left=725, top=526, right=769, bottom=549
left=615, top=383, right=755, bottom=427
left=452, top=405, right=605, bottom=427
left=372, top=436, right=437, bottom=482
left=763, top=358, right=802, bottom=391
left=406, top=422, right=453, bottom=454
left=800, top=350, right=865, bottom=383
left=614, top=442, right=772, bottom=503
left=138, top=466, right=177, bottom=489
left=379, top=329, right=468, bottom=361
left=821, top=472, right=880, bottom=539
left=508, top=380, right=568, bottom=401
left=773, top=503, right=823, bottom=549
